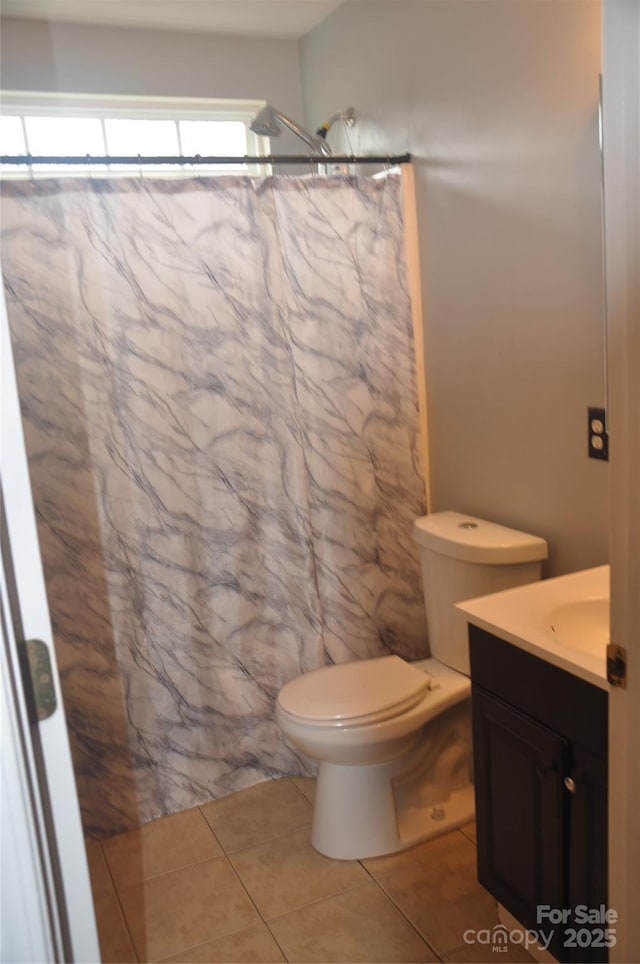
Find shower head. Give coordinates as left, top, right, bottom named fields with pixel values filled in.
left=250, top=105, right=283, bottom=138
left=250, top=104, right=333, bottom=157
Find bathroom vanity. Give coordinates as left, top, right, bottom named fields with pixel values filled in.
left=458, top=566, right=610, bottom=964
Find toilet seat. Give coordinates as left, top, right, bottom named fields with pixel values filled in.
left=277, top=655, right=434, bottom=728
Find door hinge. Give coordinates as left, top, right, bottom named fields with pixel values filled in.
left=25, top=638, right=58, bottom=720
left=607, top=643, right=627, bottom=688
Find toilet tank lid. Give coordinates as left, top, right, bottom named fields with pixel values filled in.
left=413, top=511, right=548, bottom=564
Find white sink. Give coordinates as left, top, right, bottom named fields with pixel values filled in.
left=548, top=597, right=610, bottom=655
left=457, top=565, right=610, bottom=688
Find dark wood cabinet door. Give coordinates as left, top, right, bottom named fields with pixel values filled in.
left=469, top=629, right=609, bottom=964
left=565, top=744, right=609, bottom=963
left=472, top=686, right=567, bottom=959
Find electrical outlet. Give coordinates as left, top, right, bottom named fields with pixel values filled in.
left=588, top=407, right=609, bottom=461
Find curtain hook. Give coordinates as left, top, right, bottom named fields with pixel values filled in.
left=137, top=153, right=143, bottom=182
left=85, top=153, right=93, bottom=182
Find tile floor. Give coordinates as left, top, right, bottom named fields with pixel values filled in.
left=87, top=777, right=534, bottom=964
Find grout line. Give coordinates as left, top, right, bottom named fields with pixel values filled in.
left=196, top=783, right=314, bottom=856
left=195, top=804, right=227, bottom=854
left=212, top=820, right=314, bottom=858
left=250, top=876, right=373, bottom=925
left=218, top=854, right=289, bottom=961
left=221, top=850, right=270, bottom=922
left=359, top=859, right=496, bottom=964
left=263, top=920, right=290, bottom=963
left=108, top=851, right=228, bottom=891
left=94, top=840, right=141, bottom=964
left=264, top=879, right=368, bottom=925
left=265, top=881, right=371, bottom=964
left=458, top=825, right=476, bottom=846
left=358, top=858, right=440, bottom=960
left=218, top=850, right=293, bottom=962
left=287, top=774, right=316, bottom=804
left=151, top=922, right=283, bottom=964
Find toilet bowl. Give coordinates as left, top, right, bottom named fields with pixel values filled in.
left=276, top=511, right=548, bottom=860
left=277, top=655, right=473, bottom=859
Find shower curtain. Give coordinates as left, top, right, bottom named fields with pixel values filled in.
left=2, top=172, right=428, bottom=838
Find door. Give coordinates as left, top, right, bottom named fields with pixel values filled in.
left=602, top=2, right=640, bottom=962
left=1, top=289, right=100, bottom=962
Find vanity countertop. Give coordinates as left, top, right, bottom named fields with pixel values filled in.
left=456, top=564, right=609, bottom=690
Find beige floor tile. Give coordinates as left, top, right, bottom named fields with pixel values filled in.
left=86, top=841, right=115, bottom=900
left=229, top=827, right=367, bottom=920
left=102, top=808, right=222, bottom=890
left=363, top=830, right=498, bottom=956
left=290, top=775, right=316, bottom=804
left=269, top=880, right=437, bottom=963
left=90, top=777, right=495, bottom=964
left=157, top=922, right=285, bottom=963
left=118, top=856, right=260, bottom=962
left=93, top=890, right=137, bottom=963
left=200, top=778, right=312, bottom=853
left=443, top=938, right=535, bottom=962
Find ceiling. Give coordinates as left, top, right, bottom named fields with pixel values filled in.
left=0, top=0, right=346, bottom=39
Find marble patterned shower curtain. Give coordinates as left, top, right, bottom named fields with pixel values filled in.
left=2, top=172, right=428, bottom=838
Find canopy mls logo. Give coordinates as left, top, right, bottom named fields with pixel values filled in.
left=464, top=905, right=618, bottom=954
left=463, top=924, right=553, bottom=954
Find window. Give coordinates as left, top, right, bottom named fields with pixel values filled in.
left=0, top=93, right=270, bottom=177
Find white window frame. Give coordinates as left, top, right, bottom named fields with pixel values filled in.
left=0, top=91, right=271, bottom=176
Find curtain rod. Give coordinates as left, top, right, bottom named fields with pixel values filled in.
left=1, top=153, right=412, bottom=167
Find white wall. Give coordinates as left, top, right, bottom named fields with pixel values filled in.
left=0, top=5, right=609, bottom=576
left=0, top=17, right=306, bottom=153
left=301, top=0, right=608, bottom=576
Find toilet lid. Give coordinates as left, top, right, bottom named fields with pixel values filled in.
left=278, top=655, right=430, bottom=723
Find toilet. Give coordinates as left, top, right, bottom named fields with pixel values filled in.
left=276, top=510, right=548, bottom=860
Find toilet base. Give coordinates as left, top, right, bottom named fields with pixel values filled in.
left=312, top=759, right=475, bottom=860
left=311, top=699, right=475, bottom=860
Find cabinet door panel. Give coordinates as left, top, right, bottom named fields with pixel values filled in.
left=567, top=745, right=608, bottom=963
left=472, top=686, right=567, bottom=954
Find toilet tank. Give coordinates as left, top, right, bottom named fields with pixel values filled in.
left=413, top=511, right=548, bottom=675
